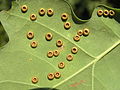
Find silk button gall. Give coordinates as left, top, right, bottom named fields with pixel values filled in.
left=56, top=40, right=63, bottom=47
left=53, top=50, right=60, bottom=57
left=31, top=77, right=38, bottom=84
left=71, top=47, right=78, bottom=54
left=21, top=5, right=28, bottom=13
left=97, top=9, right=103, bottom=16
left=30, top=14, right=37, bottom=21
left=66, top=54, right=73, bottom=61
left=83, top=28, right=90, bottom=36
left=64, top=22, right=71, bottom=29
left=45, top=33, right=53, bottom=41
left=47, top=8, right=54, bottom=16
left=30, top=41, right=38, bottom=48
left=73, top=35, right=80, bottom=41
left=54, top=72, right=61, bottom=79
left=109, top=10, right=115, bottom=17
left=103, top=10, right=109, bottom=17
left=39, top=8, right=45, bottom=16
left=47, top=73, right=54, bottom=80
left=61, top=13, right=68, bottom=21
left=58, top=62, right=65, bottom=69
left=77, top=30, right=83, bottom=36
left=47, top=51, right=54, bottom=58
left=27, top=31, right=34, bottom=39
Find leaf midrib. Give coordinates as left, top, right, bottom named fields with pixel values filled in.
left=0, top=80, right=40, bottom=88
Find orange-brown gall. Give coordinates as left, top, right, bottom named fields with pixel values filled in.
left=47, top=8, right=54, bottom=16
left=53, top=50, right=60, bottom=57
left=77, top=30, right=83, bottom=36
left=61, top=13, right=68, bottom=21
left=21, top=5, right=28, bottom=13
left=31, top=77, right=38, bottom=84
left=39, top=8, right=45, bottom=16
left=56, top=40, right=63, bottom=47
left=27, top=31, right=34, bottom=39
left=83, top=28, right=90, bottom=36
left=66, top=54, right=73, bottom=61
left=64, top=22, right=71, bottom=29
left=97, top=9, right=103, bottom=16
left=45, top=33, right=53, bottom=41
left=109, top=10, right=115, bottom=17
left=30, top=41, right=38, bottom=48
left=30, top=14, right=37, bottom=21
left=103, top=10, right=109, bottom=17
left=54, top=72, right=61, bottom=79
left=71, top=47, right=78, bottom=54
left=47, top=73, right=54, bottom=80
left=47, top=51, right=54, bottom=58
left=73, top=35, right=80, bottom=41
left=58, top=62, right=65, bottom=69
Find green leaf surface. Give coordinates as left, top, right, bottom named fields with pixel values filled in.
left=0, top=0, right=120, bottom=90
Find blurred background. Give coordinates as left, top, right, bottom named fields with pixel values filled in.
left=0, top=0, right=11, bottom=47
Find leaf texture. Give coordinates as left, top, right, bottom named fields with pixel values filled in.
left=0, top=0, right=120, bottom=90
